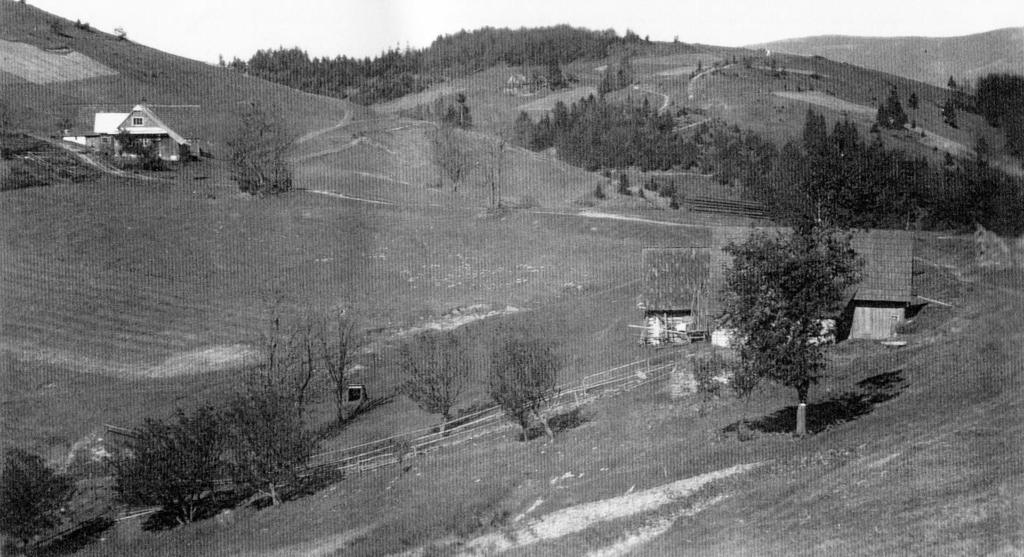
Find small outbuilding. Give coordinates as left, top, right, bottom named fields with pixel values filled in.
left=637, top=247, right=713, bottom=344
left=845, top=230, right=915, bottom=339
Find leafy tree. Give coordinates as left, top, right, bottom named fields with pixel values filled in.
left=222, top=384, right=317, bottom=506
left=547, top=59, right=566, bottom=90
left=399, top=330, right=472, bottom=434
left=488, top=326, right=561, bottom=440
left=229, top=101, right=293, bottom=196
left=594, top=182, right=606, bottom=199
left=720, top=227, right=862, bottom=435
left=0, top=448, right=74, bottom=548
left=114, top=407, right=228, bottom=525
left=432, top=125, right=469, bottom=190
left=115, top=131, right=165, bottom=171
left=617, top=173, right=631, bottom=195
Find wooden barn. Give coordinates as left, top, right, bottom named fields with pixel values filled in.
left=845, top=229, right=915, bottom=339
left=639, top=226, right=915, bottom=346
left=637, top=247, right=713, bottom=344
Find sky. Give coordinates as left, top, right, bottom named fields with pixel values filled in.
left=27, top=0, right=1024, bottom=65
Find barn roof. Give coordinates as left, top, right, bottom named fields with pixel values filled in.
left=641, top=226, right=914, bottom=318
left=849, top=229, right=915, bottom=302
left=639, top=247, right=711, bottom=312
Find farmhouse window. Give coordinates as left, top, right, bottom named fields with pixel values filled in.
left=100, top=137, right=110, bottom=144
left=132, top=117, right=143, bottom=126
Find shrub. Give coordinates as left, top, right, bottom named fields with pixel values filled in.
left=113, top=407, right=228, bottom=526
left=222, top=386, right=317, bottom=506
left=0, top=448, right=74, bottom=548
left=593, top=183, right=606, bottom=199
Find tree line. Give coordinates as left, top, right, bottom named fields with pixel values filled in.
left=512, top=90, right=1023, bottom=235
left=513, top=94, right=698, bottom=171
left=710, top=109, right=1024, bottom=235
left=225, top=26, right=646, bottom=105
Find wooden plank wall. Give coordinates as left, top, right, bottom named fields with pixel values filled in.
left=849, top=305, right=904, bottom=339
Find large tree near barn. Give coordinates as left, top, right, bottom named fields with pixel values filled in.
left=720, top=226, right=862, bottom=435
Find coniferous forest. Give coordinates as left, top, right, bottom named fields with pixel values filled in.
left=514, top=98, right=1024, bottom=235
left=225, top=26, right=647, bottom=104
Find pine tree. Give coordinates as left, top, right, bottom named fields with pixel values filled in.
left=942, top=98, right=958, bottom=128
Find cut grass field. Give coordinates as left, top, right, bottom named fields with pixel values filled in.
left=67, top=236, right=1024, bottom=554
left=0, top=38, right=118, bottom=84
left=0, top=159, right=715, bottom=454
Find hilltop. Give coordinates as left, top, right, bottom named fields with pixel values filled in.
left=752, top=27, right=1024, bottom=87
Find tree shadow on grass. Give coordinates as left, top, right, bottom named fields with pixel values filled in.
left=725, top=370, right=907, bottom=436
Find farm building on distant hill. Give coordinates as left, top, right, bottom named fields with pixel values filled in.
left=638, top=227, right=916, bottom=344
left=62, top=104, right=201, bottom=161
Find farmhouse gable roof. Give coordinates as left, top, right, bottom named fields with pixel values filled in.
left=93, top=112, right=130, bottom=134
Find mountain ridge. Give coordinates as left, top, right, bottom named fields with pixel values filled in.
left=751, top=27, right=1024, bottom=86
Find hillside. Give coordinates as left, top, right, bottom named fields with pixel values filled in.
left=0, top=0, right=364, bottom=150
left=2, top=4, right=1024, bottom=555
left=753, top=27, right=1024, bottom=87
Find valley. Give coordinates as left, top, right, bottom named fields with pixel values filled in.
left=1, top=1, right=1022, bottom=555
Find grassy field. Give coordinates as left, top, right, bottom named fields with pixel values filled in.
left=0, top=154, right=718, bottom=454
left=62, top=232, right=1024, bottom=556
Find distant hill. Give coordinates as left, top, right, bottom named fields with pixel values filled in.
left=752, top=27, right=1024, bottom=87
left=0, top=0, right=363, bottom=151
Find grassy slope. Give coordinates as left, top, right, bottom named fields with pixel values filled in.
left=754, top=28, right=1024, bottom=87
left=75, top=234, right=1024, bottom=556
left=0, top=1, right=364, bottom=148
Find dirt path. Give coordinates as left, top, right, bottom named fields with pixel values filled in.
left=243, top=524, right=374, bottom=557
left=302, top=189, right=396, bottom=205
left=291, top=135, right=395, bottom=162
left=687, top=64, right=733, bottom=101
left=295, top=109, right=352, bottom=145
left=632, top=85, right=671, bottom=113
left=457, top=462, right=763, bottom=555
left=530, top=209, right=708, bottom=229
left=32, top=135, right=154, bottom=180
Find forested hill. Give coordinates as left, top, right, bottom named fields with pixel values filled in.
left=226, top=26, right=651, bottom=104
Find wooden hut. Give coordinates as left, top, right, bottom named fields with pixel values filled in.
left=637, top=247, right=712, bottom=344
left=845, top=230, right=915, bottom=339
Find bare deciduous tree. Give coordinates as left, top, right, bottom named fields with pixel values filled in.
left=229, top=101, right=293, bottom=196
left=398, top=330, right=471, bottom=434
left=312, top=309, right=361, bottom=425
left=489, top=326, right=560, bottom=440
left=431, top=125, right=469, bottom=191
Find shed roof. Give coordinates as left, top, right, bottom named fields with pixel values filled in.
left=639, top=247, right=711, bottom=312
left=849, top=229, right=914, bottom=302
